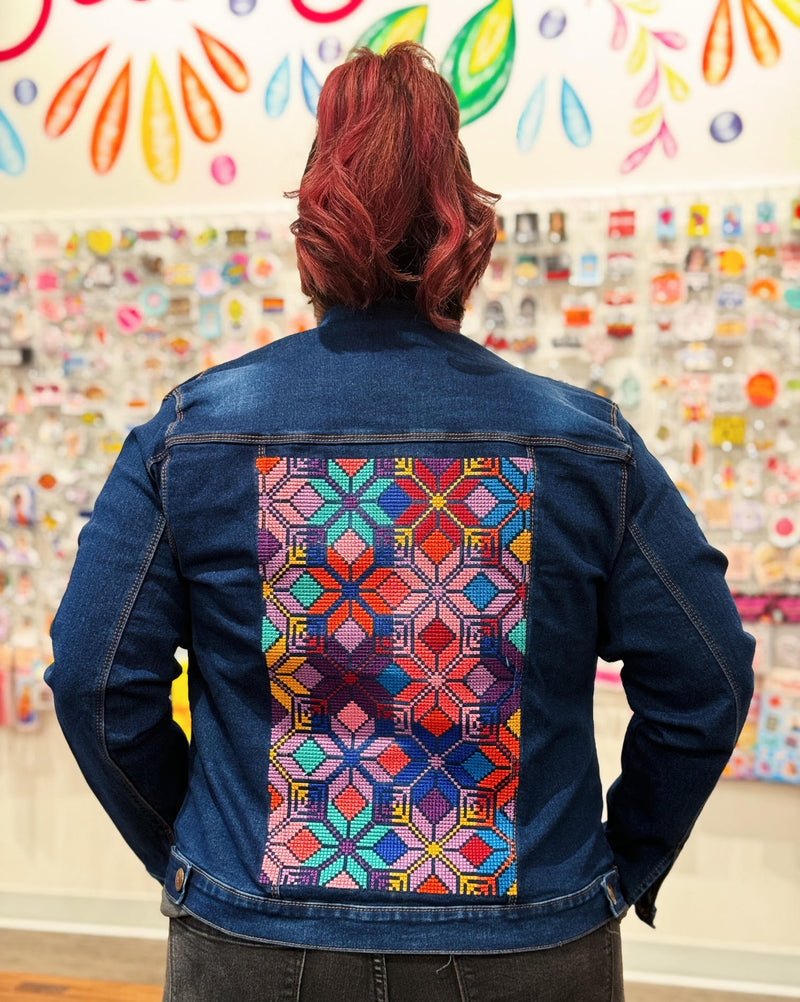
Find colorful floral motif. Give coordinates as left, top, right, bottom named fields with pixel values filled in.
left=257, top=456, right=533, bottom=897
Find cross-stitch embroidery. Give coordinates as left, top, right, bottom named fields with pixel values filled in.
left=256, top=456, right=533, bottom=897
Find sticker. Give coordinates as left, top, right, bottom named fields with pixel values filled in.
left=548, top=210, right=566, bottom=244
left=753, top=276, right=781, bottom=298
left=755, top=200, right=777, bottom=236
left=247, top=253, right=280, bottom=287
left=495, top=215, right=507, bottom=243
left=608, top=209, right=635, bottom=239
left=716, top=284, right=745, bottom=310
left=656, top=205, right=676, bottom=242
left=606, top=252, right=634, bottom=279
left=139, top=284, right=169, bottom=317
left=514, top=213, right=539, bottom=245
left=196, top=265, right=223, bottom=298
left=86, top=229, right=113, bottom=257
left=573, top=252, right=602, bottom=287
left=513, top=255, right=540, bottom=286
left=650, top=271, right=682, bottom=306
left=516, top=296, right=537, bottom=326
left=746, top=371, right=778, bottom=407
left=768, top=511, right=800, bottom=549
left=222, top=253, right=248, bottom=285
left=687, top=204, right=709, bottom=238
left=199, top=302, right=222, bottom=340
left=261, top=297, right=285, bottom=314
left=116, top=303, right=144, bottom=335
left=544, top=254, right=570, bottom=282
left=717, top=247, right=747, bottom=277
left=561, top=294, right=594, bottom=327
left=711, top=414, right=746, bottom=447
left=721, top=205, right=743, bottom=238
left=484, top=299, right=507, bottom=330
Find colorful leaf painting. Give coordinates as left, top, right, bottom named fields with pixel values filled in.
left=626, top=26, right=648, bottom=73
left=630, top=104, right=661, bottom=135
left=651, top=30, right=687, bottom=48
left=658, top=118, right=677, bottom=156
left=634, top=63, right=659, bottom=107
left=560, top=78, right=591, bottom=147
left=742, top=0, right=781, bottom=64
left=301, top=57, right=321, bottom=115
left=44, top=46, right=108, bottom=138
left=703, top=0, right=734, bottom=83
left=354, top=6, right=428, bottom=53
left=142, top=57, right=180, bottom=184
left=0, top=107, right=25, bottom=175
left=265, top=56, right=291, bottom=118
left=516, top=77, right=545, bottom=152
left=91, top=61, right=130, bottom=174
left=441, top=0, right=515, bottom=127
left=771, top=0, right=800, bottom=26
left=180, top=54, right=222, bottom=142
left=620, top=135, right=656, bottom=173
left=663, top=64, right=689, bottom=100
left=194, top=26, right=249, bottom=92
left=610, top=4, right=628, bottom=49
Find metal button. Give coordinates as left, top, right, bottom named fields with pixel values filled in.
left=174, top=867, right=185, bottom=892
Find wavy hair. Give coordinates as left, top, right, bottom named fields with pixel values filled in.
left=288, top=42, right=499, bottom=333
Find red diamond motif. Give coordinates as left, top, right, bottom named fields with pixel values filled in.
left=419, top=617, right=455, bottom=654
left=461, top=835, right=493, bottom=867
left=377, top=744, right=411, bottom=777
left=376, top=573, right=411, bottom=608
left=420, top=707, right=456, bottom=737
left=334, top=785, right=367, bottom=821
left=420, top=529, right=455, bottom=565
left=287, top=828, right=321, bottom=862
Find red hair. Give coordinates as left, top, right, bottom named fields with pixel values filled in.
left=288, top=43, right=499, bottom=333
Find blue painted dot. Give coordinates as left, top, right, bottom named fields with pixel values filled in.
left=229, top=0, right=256, bottom=13
left=710, top=111, right=743, bottom=143
left=539, top=8, right=567, bottom=39
left=13, top=79, right=37, bottom=105
left=319, top=36, right=342, bottom=62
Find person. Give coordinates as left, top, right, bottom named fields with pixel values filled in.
left=46, top=42, right=754, bottom=1002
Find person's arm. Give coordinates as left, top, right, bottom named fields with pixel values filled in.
left=45, top=395, right=190, bottom=880
left=598, top=418, right=755, bottom=925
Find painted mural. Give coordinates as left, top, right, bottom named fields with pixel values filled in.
left=0, top=0, right=798, bottom=209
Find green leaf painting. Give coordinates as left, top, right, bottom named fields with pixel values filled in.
left=354, top=6, right=428, bottom=53
left=441, top=0, right=515, bottom=126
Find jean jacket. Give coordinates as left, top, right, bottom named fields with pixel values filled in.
left=47, top=300, right=754, bottom=953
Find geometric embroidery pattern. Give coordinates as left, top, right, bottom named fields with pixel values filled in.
left=256, top=456, right=533, bottom=897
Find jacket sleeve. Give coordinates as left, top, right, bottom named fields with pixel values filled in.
left=45, top=395, right=190, bottom=880
left=597, top=417, right=755, bottom=926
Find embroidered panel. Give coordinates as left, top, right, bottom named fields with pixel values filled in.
left=256, top=456, right=533, bottom=897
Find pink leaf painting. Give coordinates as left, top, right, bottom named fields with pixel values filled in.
left=635, top=63, right=660, bottom=107
left=610, top=4, right=628, bottom=49
left=658, top=118, right=677, bottom=157
left=620, top=136, right=656, bottom=173
left=651, top=30, right=687, bottom=49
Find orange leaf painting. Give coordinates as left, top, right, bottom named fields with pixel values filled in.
left=180, top=54, right=222, bottom=142
left=44, top=46, right=109, bottom=137
left=195, top=26, right=249, bottom=92
left=91, top=60, right=130, bottom=174
left=703, top=0, right=734, bottom=83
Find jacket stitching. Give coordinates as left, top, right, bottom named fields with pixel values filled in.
left=94, top=515, right=176, bottom=843
left=628, top=520, right=742, bottom=731
left=169, top=859, right=614, bottom=914
left=164, top=431, right=632, bottom=461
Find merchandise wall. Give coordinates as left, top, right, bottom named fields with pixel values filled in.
left=1, top=0, right=800, bottom=993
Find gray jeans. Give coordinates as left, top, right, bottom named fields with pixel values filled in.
left=163, top=914, right=624, bottom=1001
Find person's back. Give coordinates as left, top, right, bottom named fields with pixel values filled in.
left=46, top=43, right=754, bottom=1002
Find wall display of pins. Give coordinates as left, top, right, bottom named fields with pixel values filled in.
left=0, top=187, right=798, bottom=782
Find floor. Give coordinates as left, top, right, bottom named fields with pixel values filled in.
left=0, top=929, right=791, bottom=1002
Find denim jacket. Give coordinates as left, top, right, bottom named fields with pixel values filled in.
left=47, top=300, right=754, bottom=954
